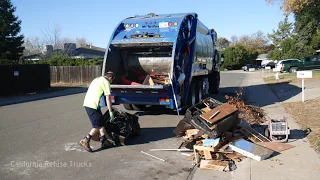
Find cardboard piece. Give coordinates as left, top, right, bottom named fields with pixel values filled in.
left=229, top=139, right=274, bottom=161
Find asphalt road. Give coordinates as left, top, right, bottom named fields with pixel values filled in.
left=0, top=71, right=247, bottom=180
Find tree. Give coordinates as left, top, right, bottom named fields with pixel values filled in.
left=230, top=31, right=269, bottom=53
left=23, top=36, right=43, bottom=55
left=221, top=45, right=258, bottom=70
left=0, top=0, right=24, bottom=61
left=266, top=0, right=312, bottom=15
left=216, top=37, right=230, bottom=51
left=267, top=17, right=293, bottom=47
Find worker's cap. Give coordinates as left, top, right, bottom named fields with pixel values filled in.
left=105, top=71, right=115, bottom=80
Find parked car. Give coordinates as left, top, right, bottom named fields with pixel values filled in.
left=275, top=59, right=300, bottom=72
left=281, top=55, right=320, bottom=73
left=242, top=64, right=257, bottom=71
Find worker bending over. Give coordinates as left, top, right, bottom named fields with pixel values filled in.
left=80, top=71, right=115, bottom=152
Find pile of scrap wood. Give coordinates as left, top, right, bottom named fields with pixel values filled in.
left=173, top=97, right=295, bottom=172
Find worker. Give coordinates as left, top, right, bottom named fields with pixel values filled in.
left=80, top=71, right=115, bottom=152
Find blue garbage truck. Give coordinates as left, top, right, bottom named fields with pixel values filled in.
left=101, top=12, right=223, bottom=111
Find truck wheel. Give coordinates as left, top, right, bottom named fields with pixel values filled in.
left=187, top=82, right=197, bottom=107
left=123, top=104, right=134, bottom=110
left=289, top=67, right=298, bottom=73
left=196, top=80, right=205, bottom=102
left=132, top=104, right=146, bottom=111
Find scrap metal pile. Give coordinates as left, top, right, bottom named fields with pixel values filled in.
left=173, top=90, right=295, bottom=172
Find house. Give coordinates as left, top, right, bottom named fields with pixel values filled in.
left=256, top=54, right=273, bottom=66
left=23, top=43, right=106, bottom=61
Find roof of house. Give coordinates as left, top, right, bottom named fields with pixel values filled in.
left=74, top=47, right=105, bottom=57
left=23, top=44, right=106, bottom=59
left=256, top=54, right=269, bottom=60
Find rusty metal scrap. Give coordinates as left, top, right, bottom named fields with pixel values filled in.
left=225, top=87, right=266, bottom=125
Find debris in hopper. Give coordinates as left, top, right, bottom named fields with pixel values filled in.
left=141, top=151, right=165, bottom=162
left=142, top=75, right=154, bottom=85
left=229, top=139, right=275, bottom=161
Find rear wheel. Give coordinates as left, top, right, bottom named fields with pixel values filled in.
left=289, top=67, right=298, bottom=73
left=123, top=104, right=133, bottom=111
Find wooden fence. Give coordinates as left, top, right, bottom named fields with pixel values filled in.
left=50, top=66, right=102, bottom=84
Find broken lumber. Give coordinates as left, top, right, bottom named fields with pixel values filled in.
left=199, top=160, right=228, bottom=171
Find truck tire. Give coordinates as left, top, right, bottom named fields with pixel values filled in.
left=187, top=81, right=197, bottom=107
left=196, top=79, right=205, bottom=102
left=132, top=104, right=146, bottom=111
left=123, top=104, right=134, bottom=111
left=289, top=67, right=298, bottom=73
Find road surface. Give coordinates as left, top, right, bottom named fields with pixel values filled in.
left=0, top=71, right=247, bottom=180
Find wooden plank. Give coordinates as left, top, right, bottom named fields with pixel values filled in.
left=199, top=160, right=228, bottom=171
left=256, top=142, right=295, bottom=153
left=200, top=103, right=238, bottom=124
left=203, top=150, right=212, bottom=160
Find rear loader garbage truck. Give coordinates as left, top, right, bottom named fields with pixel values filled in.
left=101, top=13, right=223, bottom=111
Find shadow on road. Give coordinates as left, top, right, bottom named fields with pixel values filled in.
left=125, top=127, right=176, bottom=146
left=207, top=81, right=302, bottom=107
left=0, top=86, right=88, bottom=106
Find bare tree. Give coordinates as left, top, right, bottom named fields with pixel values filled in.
left=42, top=25, right=62, bottom=49
left=76, top=38, right=90, bottom=47
left=23, top=36, right=43, bottom=55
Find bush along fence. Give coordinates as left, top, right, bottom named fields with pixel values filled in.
left=50, top=65, right=102, bottom=84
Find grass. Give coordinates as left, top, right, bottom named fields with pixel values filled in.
left=282, top=98, right=320, bottom=153
left=264, top=70, right=320, bottom=84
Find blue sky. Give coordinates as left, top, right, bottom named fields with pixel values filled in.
left=12, top=0, right=292, bottom=48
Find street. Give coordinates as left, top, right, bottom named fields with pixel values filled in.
left=0, top=72, right=247, bottom=180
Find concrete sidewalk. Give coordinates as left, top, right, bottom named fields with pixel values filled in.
left=191, top=72, right=320, bottom=180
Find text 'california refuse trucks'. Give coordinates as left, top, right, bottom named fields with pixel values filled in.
left=101, top=13, right=224, bottom=111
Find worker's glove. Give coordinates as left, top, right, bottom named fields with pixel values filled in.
left=109, top=111, right=114, bottom=122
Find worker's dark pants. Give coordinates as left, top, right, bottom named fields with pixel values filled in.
left=85, top=107, right=104, bottom=128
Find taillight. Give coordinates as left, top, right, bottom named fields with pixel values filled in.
left=160, top=97, right=165, bottom=102
left=168, top=22, right=172, bottom=26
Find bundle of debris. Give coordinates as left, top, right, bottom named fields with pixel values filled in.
left=173, top=94, right=295, bottom=172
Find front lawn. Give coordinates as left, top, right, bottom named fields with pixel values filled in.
left=282, top=98, right=320, bottom=153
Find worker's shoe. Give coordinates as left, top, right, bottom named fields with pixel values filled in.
left=100, top=136, right=114, bottom=149
left=79, top=137, right=93, bottom=152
